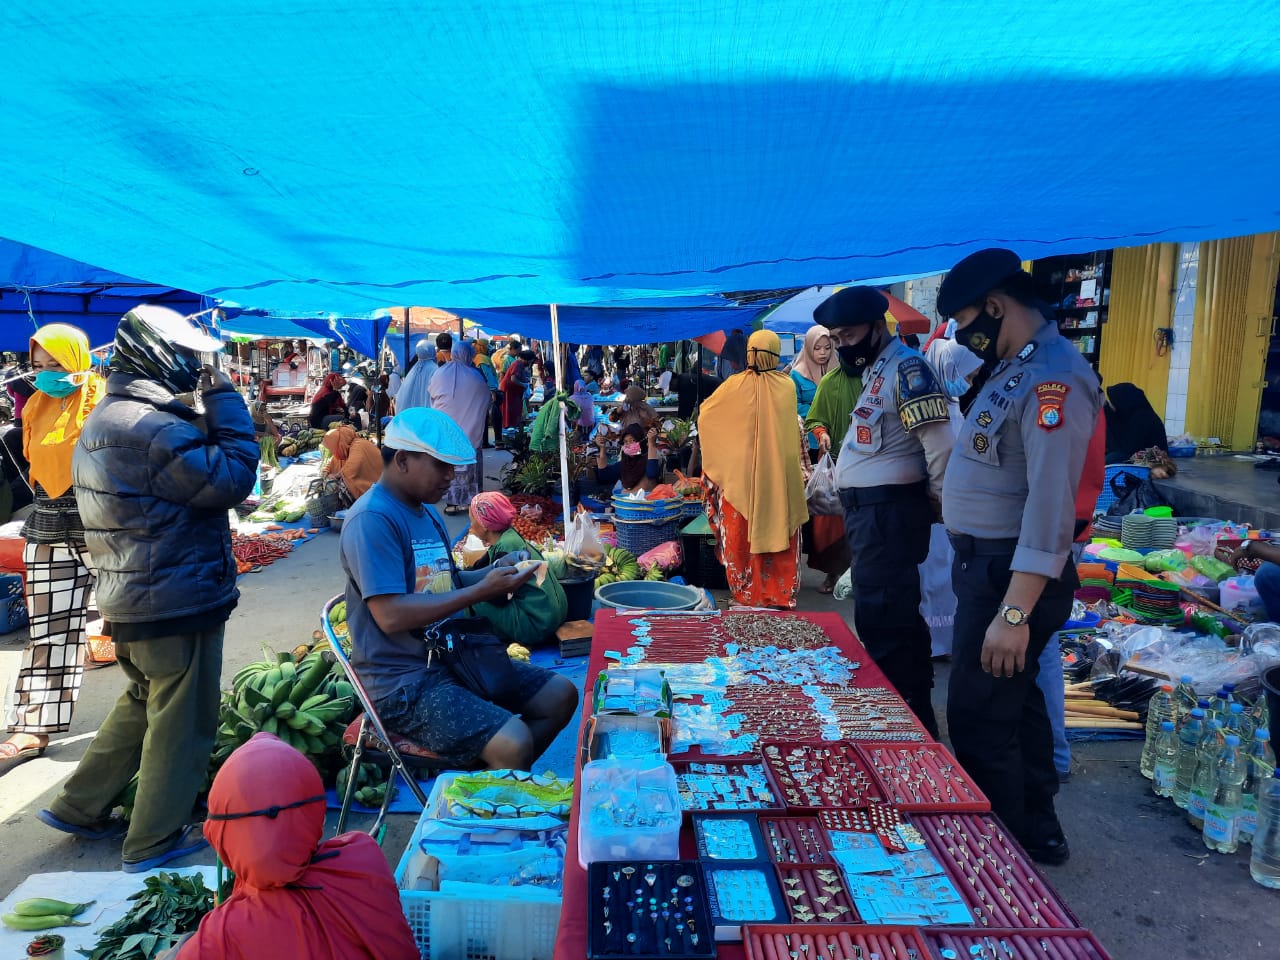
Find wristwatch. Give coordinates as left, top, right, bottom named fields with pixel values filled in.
left=998, top=604, right=1029, bottom=627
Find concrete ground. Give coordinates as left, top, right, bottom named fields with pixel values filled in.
left=1153, top=455, right=1280, bottom=530
left=3, top=472, right=1278, bottom=956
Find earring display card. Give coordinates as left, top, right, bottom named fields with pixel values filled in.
left=774, top=865, right=860, bottom=924
left=913, top=813, right=1080, bottom=929
left=692, top=813, right=768, bottom=861
left=758, top=816, right=834, bottom=865
left=761, top=741, right=883, bottom=811
left=742, top=924, right=933, bottom=960
left=673, top=760, right=782, bottom=813
left=925, top=928, right=1114, bottom=960
left=702, top=863, right=789, bottom=941
left=587, top=859, right=716, bottom=959
left=854, top=742, right=990, bottom=812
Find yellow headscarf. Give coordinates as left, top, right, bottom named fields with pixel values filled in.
left=23, top=323, right=106, bottom=497
left=697, top=330, right=808, bottom=554
left=474, top=339, right=493, bottom=368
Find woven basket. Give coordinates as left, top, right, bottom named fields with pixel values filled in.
left=614, top=517, right=681, bottom=557
left=612, top=496, right=683, bottom=522
left=305, top=479, right=345, bottom=528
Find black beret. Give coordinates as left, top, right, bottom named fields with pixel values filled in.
left=936, top=248, right=1025, bottom=316
left=812, top=286, right=889, bottom=329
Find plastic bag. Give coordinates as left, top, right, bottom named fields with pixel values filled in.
left=805, top=453, right=842, bottom=516
left=1104, top=472, right=1171, bottom=516
left=565, top=510, right=605, bottom=563
left=1143, top=549, right=1189, bottom=573
left=833, top=569, right=853, bottom=600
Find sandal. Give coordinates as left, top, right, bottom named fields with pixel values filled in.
left=0, top=739, right=46, bottom=775
left=817, top=576, right=836, bottom=595
left=122, top=823, right=208, bottom=873
left=37, top=807, right=127, bottom=840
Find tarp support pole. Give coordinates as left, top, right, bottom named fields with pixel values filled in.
left=550, top=304, right=572, bottom=534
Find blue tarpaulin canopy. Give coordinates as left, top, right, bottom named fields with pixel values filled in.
left=0, top=2, right=1278, bottom=321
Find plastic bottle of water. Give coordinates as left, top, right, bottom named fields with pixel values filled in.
left=1173, top=674, right=1198, bottom=726
left=1141, top=684, right=1176, bottom=779
left=1240, top=730, right=1275, bottom=845
left=1188, top=719, right=1225, bottom=829
left=1152, top=721, right=1179, bottom=798
left=1250, top=769, right=1280, bottom=888
left=1225, top=702, right=1253, bottom=745
left=1203, top=735, right=1245, bottom=853
left=1174, top=708, right=1206, bottom=809
left=1208, top=687, right=1230, bottom=722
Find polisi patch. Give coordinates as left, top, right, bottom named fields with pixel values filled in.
left=1035, top=381, right=1069, bottom=431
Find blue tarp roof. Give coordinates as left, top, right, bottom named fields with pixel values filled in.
left=1, top=3, right=1278, bottom=321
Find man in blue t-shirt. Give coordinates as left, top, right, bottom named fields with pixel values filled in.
left=339, top=408, right=578, bottom=769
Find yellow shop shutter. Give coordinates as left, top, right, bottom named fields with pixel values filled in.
left=1185, top=233, right=1279, bottom=449
left=1099, top=243, right=1177, bottom=415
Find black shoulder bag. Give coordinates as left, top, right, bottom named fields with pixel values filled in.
left=422, top=510, right=523, bottom=709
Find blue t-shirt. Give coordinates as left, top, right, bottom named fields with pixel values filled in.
left=789, top=369, right=818, bottom=449
left=339, top=482, right=455, bottom=704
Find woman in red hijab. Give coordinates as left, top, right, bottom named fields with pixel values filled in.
left=308, top=373, right=348, bottom=429
left=175, top=733, right=417, bottom=960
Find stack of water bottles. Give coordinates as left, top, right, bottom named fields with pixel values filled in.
left=1141, top=675, right=1280, bottom=887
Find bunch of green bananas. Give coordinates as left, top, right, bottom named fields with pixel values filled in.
left=212, top=649, right=357, bottom=766
left=336, top=761, right=396, bottom=807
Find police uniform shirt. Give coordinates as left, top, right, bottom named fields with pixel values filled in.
left=942, top=322, right=1102, bottom=579
left=835, top=338, right=953, bottom=497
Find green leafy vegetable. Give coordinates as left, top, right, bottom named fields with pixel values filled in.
left=78, top=872, right=215, bottom=960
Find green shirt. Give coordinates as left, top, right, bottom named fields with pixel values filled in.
left=804, top=368, right=863, bottom=450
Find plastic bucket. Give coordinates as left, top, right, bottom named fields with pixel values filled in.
left=1264, top=665, right=1280, bottom=748
left=594, top=580, right=702, bottom=611
left=560, top=576, right=596, bottom=622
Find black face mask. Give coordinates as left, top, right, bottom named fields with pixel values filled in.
left=956, top=308, right=1003, bottom=363
left=835, top=331, right=880, bottom=377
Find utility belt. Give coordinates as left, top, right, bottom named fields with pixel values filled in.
left=838, top=480, right=928, bottom=510
left=947, top=533, right=1021, bottom=559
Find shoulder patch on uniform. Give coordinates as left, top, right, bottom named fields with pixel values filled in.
left=865, top=395, right=883, bottom=407
left=975, top=409, right=993, bottom=428
left=1003, top=372, right=1023, bottom=392
left=1016, top=341, right=1038, bottom=363
left=869, top=375, right=885, bottom=395
left=973, top=433, right=990, bottom=453
left=1035, top=381, right=1070, bottom=431
left=854, top=406, right=874, bottom=420
left=896, top=356, right=949, bottom=432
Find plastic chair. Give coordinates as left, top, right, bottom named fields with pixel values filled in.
left=321, top=593, right=443, bottom=836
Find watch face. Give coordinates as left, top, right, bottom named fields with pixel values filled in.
left=1002, top=606, right=1026, bottom=626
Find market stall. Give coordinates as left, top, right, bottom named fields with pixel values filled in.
left=552, top=610, right=1113, bottom=960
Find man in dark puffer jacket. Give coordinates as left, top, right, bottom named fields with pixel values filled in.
left=39, top=305, right=258, bottom=872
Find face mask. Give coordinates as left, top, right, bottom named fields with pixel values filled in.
left=943, top=377, right=972, bottom=399
left=956, top=308, right=1003, bottom=363
left=33, top=371, right=81, bottom=398
left=621, top=442, right=641, bottom=457
left=835, top=332, right=879, bottom=376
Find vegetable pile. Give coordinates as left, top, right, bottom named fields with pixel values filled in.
left=273, top=427, right=325, bottom=460
left=231, top=529, right=310, bottom=574
left=80, top=873, right=214, bottom=960
left=337, top=761, right=397, bottom=809
left=2, top=898, right=92, bottom=932
left=594, top=546, right=641, bottom=586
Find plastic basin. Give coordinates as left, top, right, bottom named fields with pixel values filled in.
left=594, top=580, right=702, bottom=611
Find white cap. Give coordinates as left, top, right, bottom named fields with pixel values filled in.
left=383, top=408, right=476, bottom=465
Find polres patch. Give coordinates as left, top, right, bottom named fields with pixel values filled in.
left=1035, top=381, right=1069, bottom=431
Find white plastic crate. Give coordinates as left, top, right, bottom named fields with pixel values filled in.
left=395, top=774, right=564, bottom=959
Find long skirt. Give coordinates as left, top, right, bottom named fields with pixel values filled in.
left=444, top=447, right=483, bottom=508
left=5, top=541, right=96, bottom=735
left=705, top=482, right=801, bottom=609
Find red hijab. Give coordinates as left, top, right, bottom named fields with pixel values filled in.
left=177, top=734, right=416, bottom=960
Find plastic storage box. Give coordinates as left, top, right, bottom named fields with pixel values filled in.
left=578, top=757, right=682, bottom=867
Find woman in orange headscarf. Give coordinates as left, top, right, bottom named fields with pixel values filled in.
left=321, top=423, right=381, bottom=503
left=697, top=330, right=808, bottom=608
left=1, top=324, right=105, bottom=773
left=174, top=733, right=418, bottom=960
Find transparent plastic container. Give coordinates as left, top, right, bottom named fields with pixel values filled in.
left=578, top=757, right=682, bottom=867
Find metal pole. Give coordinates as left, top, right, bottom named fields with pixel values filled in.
left=550, top=305, right=572, bottom=531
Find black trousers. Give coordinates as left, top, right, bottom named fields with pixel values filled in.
left=840, top=482, right=938, bottom=737
left=946, top=540, right=1076, bottom=847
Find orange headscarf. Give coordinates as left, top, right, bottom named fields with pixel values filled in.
left=322, top=424, right=381, bottom=500
left=178, top=733, right=417, bottom=960
left=23, top=323, right=105, bottom=497
left=697, top=330, right=808, bottom=554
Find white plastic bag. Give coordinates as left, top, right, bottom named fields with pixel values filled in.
left=565, top=509, right=605, bottom=562
left=805, top=453, right=842, bottom=516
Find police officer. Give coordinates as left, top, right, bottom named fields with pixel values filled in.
left=938, top=249, right=1101, bottom=866
left=818, top=286, right=953, bottom=737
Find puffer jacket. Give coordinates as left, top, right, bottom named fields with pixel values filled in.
left=72, top=373, right=259, bottom=623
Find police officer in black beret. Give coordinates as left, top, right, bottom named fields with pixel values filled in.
left=938, top=249, right=1101, bottom=866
